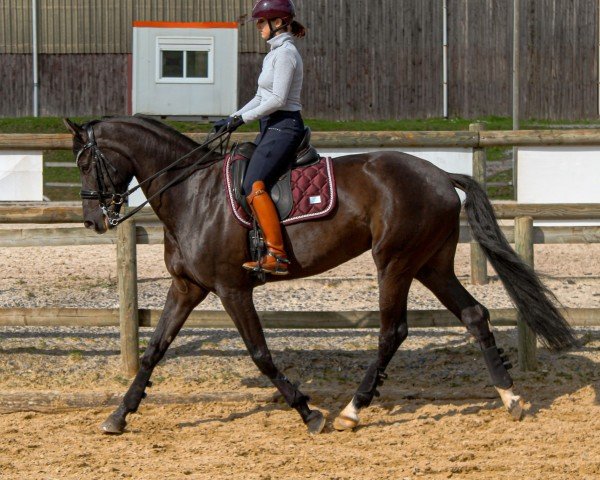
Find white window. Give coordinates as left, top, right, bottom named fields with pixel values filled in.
left=156, top=37, right=214, bottom=83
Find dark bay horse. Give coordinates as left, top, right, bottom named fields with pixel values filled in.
left=64, top=116, right=576, bottom=435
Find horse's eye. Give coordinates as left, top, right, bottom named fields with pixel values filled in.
left=79, top=160, right=92, bottom=174
left=76, top=152, right=92, bottom=173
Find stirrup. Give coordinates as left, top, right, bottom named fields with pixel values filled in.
left=242, top=254, right=290, bottom=275
left=267, top=252, right=291, bottom=265
left=241, top=263, right=289, bottom=275
left=264, top=252, right=290, bottom=275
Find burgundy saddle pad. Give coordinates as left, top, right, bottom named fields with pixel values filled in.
left=224, top=155, right=337, bottom=229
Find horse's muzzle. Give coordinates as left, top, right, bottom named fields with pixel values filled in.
left=83, top=217, right=108, bottom=234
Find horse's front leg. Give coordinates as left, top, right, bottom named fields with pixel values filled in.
left=219, top=288, right=326, bottom=434
left=101, top=279, right=208, bottom=434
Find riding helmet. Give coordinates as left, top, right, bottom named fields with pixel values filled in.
left=251, top=0, right=296, bottom=20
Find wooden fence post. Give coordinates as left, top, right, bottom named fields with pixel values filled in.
left=515, top=215, right=537, bottom=371
left=117, top=216, right=140, bottom=377
left=469, top=123, right=488, bottom=285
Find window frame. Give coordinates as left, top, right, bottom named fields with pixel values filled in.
left=155, top=36, right=214, bottom=84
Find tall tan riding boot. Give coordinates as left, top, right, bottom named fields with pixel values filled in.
left=242, top=181, right=290, bottom=275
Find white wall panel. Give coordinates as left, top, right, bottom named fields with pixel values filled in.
left=0, top=152, right=43, bottom=201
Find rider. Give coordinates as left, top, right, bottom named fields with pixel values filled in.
left=215, top=0, right=306, bottom=276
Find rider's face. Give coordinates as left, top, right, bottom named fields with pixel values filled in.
left=257, top=17, right=283, bottom=40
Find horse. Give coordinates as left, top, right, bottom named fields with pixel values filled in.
left=63, top=116, right=576, bottom=435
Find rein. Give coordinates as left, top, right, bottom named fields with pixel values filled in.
left=77, top=124, right=231, bottom=226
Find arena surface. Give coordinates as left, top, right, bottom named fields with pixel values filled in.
left=0, top=244, right=598, bottom=479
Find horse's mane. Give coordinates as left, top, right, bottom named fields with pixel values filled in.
left=99, top=115, right=217, bottom=165
left=78, top=115, right=224, bottom=174
left=133, top=114, right=200, bottom=145
left=99, top=114, right=200, bottom=148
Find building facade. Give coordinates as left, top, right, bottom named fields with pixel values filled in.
left=1, top=0, right=598, bottom=120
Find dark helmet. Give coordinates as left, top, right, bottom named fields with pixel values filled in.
left=251, top=0, right=296, bottom=20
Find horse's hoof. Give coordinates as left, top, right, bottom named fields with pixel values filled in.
left=100, top=413, right=127, bottom=434
left=332, top=414, right=359, bottom=431
left=305, top=410, right=326, bottom=435
left=508, top=397, right=525, bottom=421
left=495, top=386, right=525, bottom=421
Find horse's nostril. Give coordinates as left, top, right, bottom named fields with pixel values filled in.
left=84, top=221, right=94, bottom=229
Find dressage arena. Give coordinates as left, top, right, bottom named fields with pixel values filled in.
left=0, top=241, right=597, bottom=479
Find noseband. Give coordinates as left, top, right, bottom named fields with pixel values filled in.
left=76, top=123, right=231, bottom=227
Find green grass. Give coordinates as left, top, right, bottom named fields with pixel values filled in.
left=487, top=168, right=514, bottom=200
left=43, top=149, right=81, bottom=201
left=2, top=115, right=598, bottom=134
left=44, top=151, right=80, bottom=182
left=2, top=115, right=597, bottom=201
left=0, top=117, right=97, bottom=134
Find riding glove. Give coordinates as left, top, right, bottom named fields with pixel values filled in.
left=224, top=115, right=245, bottom=133
left=212, top=116, right=232, bottom=131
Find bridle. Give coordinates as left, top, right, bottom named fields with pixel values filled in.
left=77, top=125, right=127, bottom=225
left=76, top=122, right=231, bottom=227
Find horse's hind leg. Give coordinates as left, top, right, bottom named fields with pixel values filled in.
left=416, top=237, right=524, bottom=420
left=101, top=279, right=208, bottom=434
left=333, top=263, right=412, bottom=431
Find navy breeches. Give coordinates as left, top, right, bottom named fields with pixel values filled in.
left=242, top=110, right=304, bottom=195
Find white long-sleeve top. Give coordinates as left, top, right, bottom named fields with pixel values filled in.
left=234, top=32, right=303, bottom=123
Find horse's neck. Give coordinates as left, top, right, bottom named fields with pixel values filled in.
left=131, top=136, right=202, bottom=183
left=131, top=141, right=223, bottom=229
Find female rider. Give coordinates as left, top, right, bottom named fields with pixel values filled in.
left=216, top=0, right=306, bottom=276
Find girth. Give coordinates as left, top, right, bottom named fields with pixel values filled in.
left=231, top=126, right=321, bottom=219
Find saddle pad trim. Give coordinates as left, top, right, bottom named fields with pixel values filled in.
left=224, top=155, right=337, bottom=229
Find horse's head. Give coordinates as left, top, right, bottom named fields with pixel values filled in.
left=64, top=118, right=135, bottom=233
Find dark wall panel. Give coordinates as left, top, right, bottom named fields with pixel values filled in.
left=1, top=0, right=598, bottom=120
left=238, top=53, right=263, bottom=110
left=448, top=0, right=599, bottom=120
left=521, top=0, right=598, bottom=119
left=298, top=0, right=443, bottom=120
left=0, top=55, right=32, bottom=117
left=39, top=54, right=128, bottom=116
left=448, top=0, right=513, bottom=117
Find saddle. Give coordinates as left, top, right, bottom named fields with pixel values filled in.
left=224, top=127, right=337, bottom=229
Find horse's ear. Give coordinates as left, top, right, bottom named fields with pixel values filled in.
left=63, top=118, right=83, bottom=138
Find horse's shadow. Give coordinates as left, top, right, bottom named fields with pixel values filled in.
left=164, top=326, right=600, bottom=427
left=0, top=326, right=598, bottom=426
left=176, top=401, right=282, bottom=429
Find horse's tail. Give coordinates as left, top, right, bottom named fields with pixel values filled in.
left=449, top=173, right=577, bottom=350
